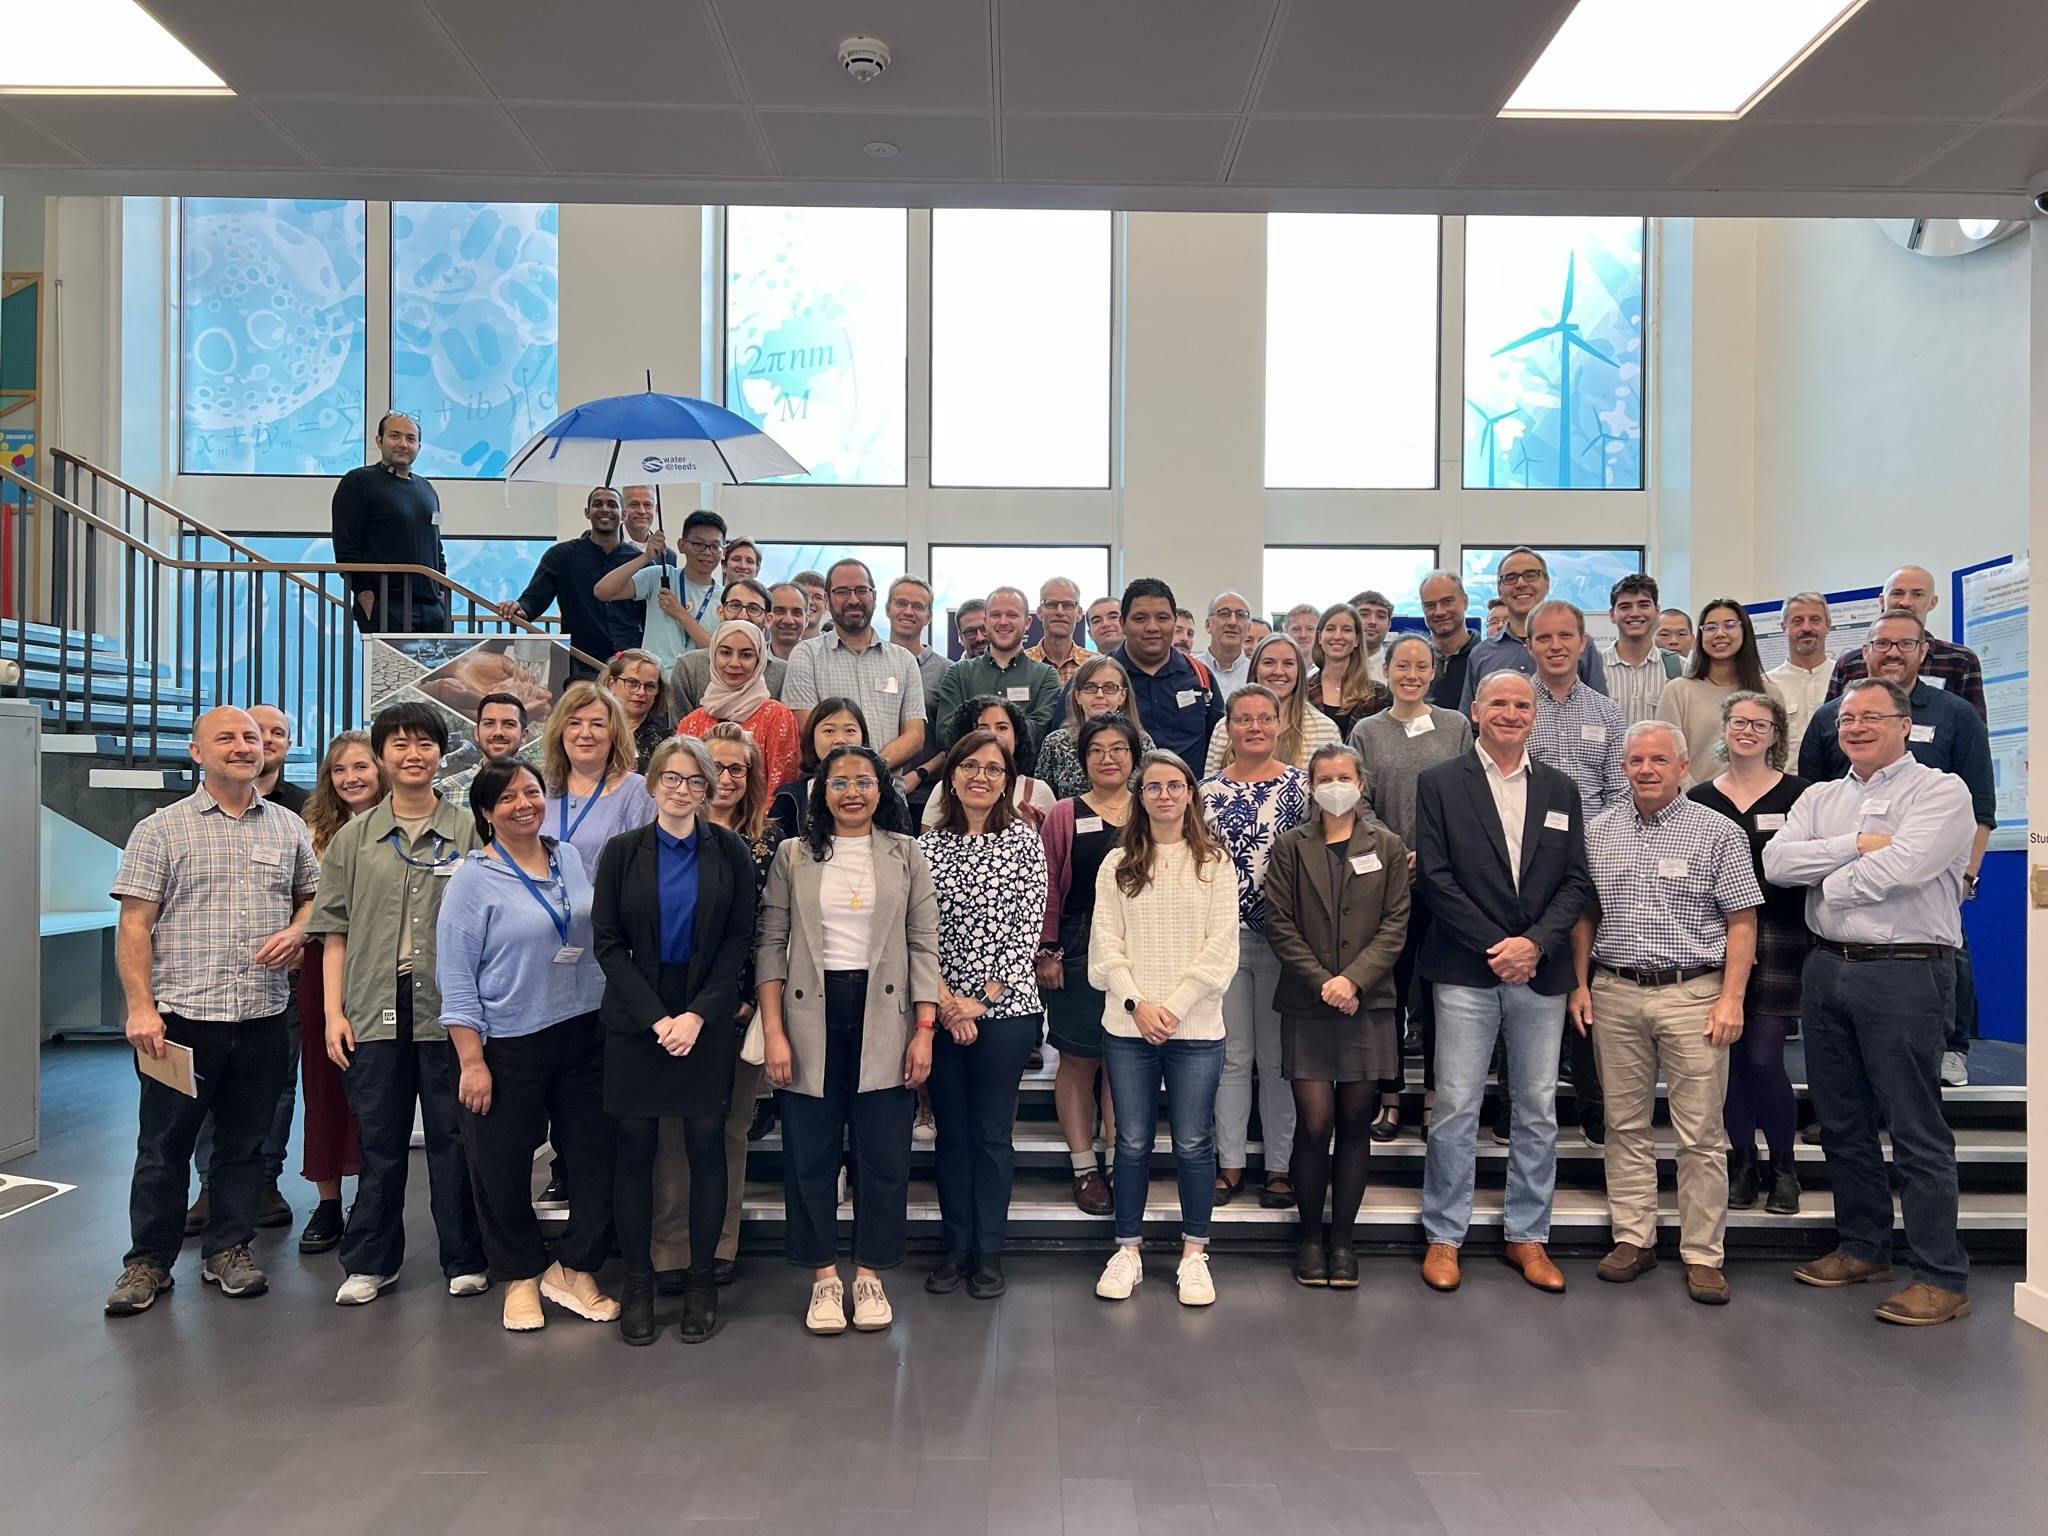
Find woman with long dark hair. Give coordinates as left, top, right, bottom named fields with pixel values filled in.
left=1309, top=603, right=1391, bottom=739
left=1656, top=599, right=1786, bottom=787
left=923, top=694, right=1056, bottom=828
left=769, top=696, right=871, bottom=844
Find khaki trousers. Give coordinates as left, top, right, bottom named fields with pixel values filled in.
left=650, top=1058, right=766, bottom=1270
left=1589, top=970, right=1731, bottom=1267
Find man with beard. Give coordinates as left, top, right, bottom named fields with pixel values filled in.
left=497, top=486, right=643, bottom=677
left=333, top=413, right=445, bottom=634
left=930, top=586, right=1061, bottom=748
left=782, top=557, right=927, bottom=770
left=1420, top=569, right=1478, bottom=710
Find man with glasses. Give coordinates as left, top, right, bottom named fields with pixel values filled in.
left=783, top=558, right=928, bottom=771
left=1798, top=608, right=1993, bottom=1087
left=669, top=579, right=788, bottom=715
left=1601, top=573, right=1685, bottom=727
left=1766, top=677, right=1976, bottom=1326
left=1825, top=565, right=1987, bottom=720
left=931, top=586, right=1062, bottom=749
left=765, top=582, right=809, bottom=662
left=886, top=575, right=952, bottom=704
left=594, top=508, right=726, bottom=671
left=1195, top=591, right=1254, bottom=695
left=1767, top=590, right=1835, bottom=761
left=1458, top=548, right=1609, bottom=716
left=954, top=599, right=990, bottom=660
left=497, top=485, right=643, bottom=678
left=1027, top=577, right=1087, bottom=684
left=1419, top=570, right=1478, bottom=710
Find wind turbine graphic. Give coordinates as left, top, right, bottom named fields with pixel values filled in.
left=1466, top=400, right=1522, bottom=489
left=1492, top=252, right=1618, bottom=489
left=1579, top=402, right=1626, bottom=489
left=1509, top=437, right=1534, bottom=488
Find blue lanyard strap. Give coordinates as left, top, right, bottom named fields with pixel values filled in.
left=559, top=789, right=602, bottom=844
left=690, top=581, right=716, bottom=625
left=386, top=828, right=461, bottom=869
left=494, top=842, right=571, bottom=946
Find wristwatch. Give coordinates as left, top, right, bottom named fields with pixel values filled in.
left=1124, top=997, right=1137, bottom=1013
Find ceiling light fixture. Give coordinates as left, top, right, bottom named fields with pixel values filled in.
left=1501, top=0, right=1867, bottom=120
left=0, top=0, right=229, bottom=94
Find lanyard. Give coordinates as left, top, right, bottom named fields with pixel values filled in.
left=386, top=828, right=460, bottom=869
left=559, top=790, right=602, bottom=844
left=689, top=580, right=716, bottom=626
left=494, top=841, right=571, bottom=947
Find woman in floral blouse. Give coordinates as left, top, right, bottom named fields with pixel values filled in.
left=1039, top=654, right=1156, bottom=800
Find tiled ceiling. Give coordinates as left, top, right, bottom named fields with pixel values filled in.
left=1, top=0, right=2043, bottom=215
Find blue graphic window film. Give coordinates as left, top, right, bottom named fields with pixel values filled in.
left=1262, top=547, right=1440, bottom=622
left=1461, top=546, right=1644, bottom=614
left=1266, top=215, right=1439, bottom=489
left=752, top=543, right=908, bottom=595
left=391, top=202, right=560, bottom=480
left=725, top=207, right=907, bottom=486
left=1463, top=217, right=1645, bottom=491
left=180, top=199, right=367, bottom=476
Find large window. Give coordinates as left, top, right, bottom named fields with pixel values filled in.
left=930, top=544, right=1112, bottom=654
left=725, top=207, right=907, bottom=486
left=1461, top=546, right=1644, bottom=616
left=1265, top=215, right=1439, bottom=489
left=930, top=210, right=1111, bottom=488
left=1462, top=217, right=1645, bottom=491
left=179, top=199, right=367, bottom=475
left=391, top=203, right=560, bottom=480
left=751, top=542, right=908, bottom=595
left=1262, top=546, right=1440, bottom=622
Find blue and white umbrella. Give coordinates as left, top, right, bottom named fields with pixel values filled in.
left=505, top=389, right=805, bottom=487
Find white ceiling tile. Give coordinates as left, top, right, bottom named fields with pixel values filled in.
left=1902, top=122, right=2048, bottom=191
left=511, top=104, right=764, bottom=177
left=1258, top=0, right=1574, bottom=116
left=260, top=101, right=543, bottom=173
left=427, top=0, right=737, bottom=104
left=142, top=0, right=486, bottom=98
left=1454, top=120, right=1724, bottom=189
left=1004, top=114, right=1232, bottom=184
left=999, top=0, right=1281, bottom=113
left=759, top=111, right=993, bottom=180
left=1676, top=121, right=1977, bottom=189
left=0, top=107, right=88, bottom=165
left=1749, top=0, right=2048, bottom=121
left=1230, top=117, right=1480, bottom=186
left=713, top=0, right=992, bottom=111
left=8, top=97, right=311, bottom=169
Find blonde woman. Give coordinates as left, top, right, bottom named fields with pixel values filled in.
left=1204, top=633, right=1339, bottom=773
left=1038, top=654, right=1155, bottom=800
left=1310, top=603, right=1392, bottom=739
left=603, top=647, right=672, bottom=772
left=541, top=680, right=657, bottom=875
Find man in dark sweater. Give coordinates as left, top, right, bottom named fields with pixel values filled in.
left=331, top=413, right=446, bottom=633
left=495, top=486, right=645, bottom=677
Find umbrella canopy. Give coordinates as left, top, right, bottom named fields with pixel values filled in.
left=505, top=391, right=805, bottom=486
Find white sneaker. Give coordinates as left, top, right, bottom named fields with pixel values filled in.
left=806, top=1277, right=847, bottom=1335
left=1176, top=1250, right=1216, bottom=1307
left=447, top=1271, right=490, bottom=1297
left=1940, top=1050, right=1969, bottom=1087
left=912, top=1106, right=936, bottom=1145
left=1096, top=1245, right=1144, bottom=1300
left=837, top=1166, right=851, bottom=1206
left=852, top=1274, right=893, bottom=1331
left=335, top=1273, right=396, bottom=1306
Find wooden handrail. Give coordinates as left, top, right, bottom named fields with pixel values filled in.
left=52, top=447, right=306, bottom=572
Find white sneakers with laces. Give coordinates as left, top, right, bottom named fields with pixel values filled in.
left=1096, top=1245, right=1144, bottom=1300
left=447, top=1272, right=490, bottom=1297
left=334, top=1273, right=397, bottom=1306
left=1176, top=1250, right=1216, bottom=1306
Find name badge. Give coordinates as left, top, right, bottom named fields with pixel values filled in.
left=1860, top=799, right=1889, bottom=817
left=381, top=1008, right=399, bottom=1028
left=1175, top=689, right=1198, bottom=708
left=881, top=676, right=900, bottom=695
left=1909, top=723, right=1936, bottom=743
left=1754, top=813, right=1786, bottom=831
left=1543, top=810, right=1570, bottom=832
left=1007, top=686, right=1031, bottom=702
left=1350, top=852, right=1383, bottom=875
left=1658, top=857, right=1689, bottom=879
left=250, top=847, right=282, bottom=867
left=1075, top=815, right=1104, bottom=833
left=1925, top=675, right=1947, bottom=691
left=552, top=945, right=584, bottom=965
left=1404, top=714, right=1436, bottom=738
left=1580, top=724, right=1607, bottom=743
left=430, top=508, right=443, bottom=526
left=435, top=863, right=456, bottom=876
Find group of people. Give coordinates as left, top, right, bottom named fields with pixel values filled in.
left=107, top=484, right=1991, bottom=1339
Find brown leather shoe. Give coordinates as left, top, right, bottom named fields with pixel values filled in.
left=1072, top=1168, right=1113, bottom=1216
left=1792, top=1249, right=1895, bottom=1288
left=1684, top=1264, right=1731, bottom=1305
left=1502, top=1241, right=1565, bottom=1293
left=1874, top=1283, right=1971, bottom=1326
left=1596, top=1242, right=1658, bottom=1283
left=1420, top=1243, right=1461, bottom=1292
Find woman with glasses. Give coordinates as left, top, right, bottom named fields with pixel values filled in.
left=1203, top=684, right=1312, bottom=1210
left=437, top=759, right=618, bottom=1333
left=757, top=743, right=940, bottom=1335
left=1204, top=633, right=1339, bottom=773
left=604, top=648, right=672, bottom=773
left=592, top=735, right=759, bottom=1345
left=1038, top=655, right=1155, bottom=800
left=676, top=619, right=802, bottom=794
left=1656, top=599, right=1785, bottom=787
left=1309, top=603, right=1391, bottom=740
left=923, top=695, right=1057, bottom=829
left=541, top=682, right=657, bottom=878
left=1689, top=690, right=1811, bottom=1216
left=920, top=730, right=1049, bottom=1300
left=1090, top=751, right=1238, bottom=1306
left=769, top=696, right=871, bottom=844
left=1038, top=713, right=1140, bottom=1214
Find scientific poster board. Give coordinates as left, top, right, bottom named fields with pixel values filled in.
left=364, top=633, right=567, bottom=806
left=1956, top=555, right=2028, bottom=852
left=1747, top=585, right=1884, bottom=672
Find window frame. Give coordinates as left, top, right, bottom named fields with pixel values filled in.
left=1458, top=543, right=1648, bottom=612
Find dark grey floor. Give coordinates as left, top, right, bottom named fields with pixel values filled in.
left=5, top=1041, right=2046, bottom=1536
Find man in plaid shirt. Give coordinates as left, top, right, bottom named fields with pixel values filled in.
left=1825, top=565, right=1986, bottom=720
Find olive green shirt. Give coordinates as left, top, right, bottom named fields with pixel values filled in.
left=306, top=795, right=480, bottom=1042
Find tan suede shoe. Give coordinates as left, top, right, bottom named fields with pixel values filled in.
left=540, top=1261, right=620, bottom=1322
left=502, top=1277, right=544, bottom=1331
left=1874, top=1283, right=1970, bottom=1326
left=1793, top=1249, right=1894, bottom=1288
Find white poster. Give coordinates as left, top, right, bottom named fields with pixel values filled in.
left=1749, top=585, right=1883, bottom=673
left=1960, top=556, right=2028, bottom=851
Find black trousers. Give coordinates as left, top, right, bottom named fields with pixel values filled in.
left=928, top=1012, right=1039, bottom=1256
left=777, top=971, right=914, bottom=1270
left=457, top=1011, right=614, bottom=1282
left=126, top=1011, right=291, bottom=1271
left=354, top=583, right=447, bottom=635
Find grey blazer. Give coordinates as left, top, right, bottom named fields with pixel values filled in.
left=669, top=648, right=788, bottom=717
left=755, top=829, right=940, bottom=1097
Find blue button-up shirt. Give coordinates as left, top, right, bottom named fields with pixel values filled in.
left=657, top=823, right=699, bottom=966
left=1797, top=679, right=1995, bottom=829
left=1761, top=753, right=1975, bottom=947
left=1061, top=643, right=1222, bottom=767
left=1528, top=679, right=1627, bottom=817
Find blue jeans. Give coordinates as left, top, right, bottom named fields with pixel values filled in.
left=1101, top=1032, right=1225, bottom=1246
left=1421, top=982, right=1566, bottom=1246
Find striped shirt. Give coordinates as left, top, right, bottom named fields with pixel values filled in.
left=1583, top=796, right=1763, bottom=970
left=1599, top=643, right=1682, bottom=726
left=110, top=785, right=319, bottom=1020
left=1528, top=679, right=1628, bottom=817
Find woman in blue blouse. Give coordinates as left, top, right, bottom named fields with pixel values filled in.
left=541, top=681, right=657, bottom=876
left=920, top=729, right=1049, bottom=1299
left=437, top=758, right=617, bottom=1334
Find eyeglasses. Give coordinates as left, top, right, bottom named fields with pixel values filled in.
left=725, top=602, right=768, bottom=620
left=829, top=585, right=874, bottom=600
left=826, top=775, right=880, bottom=793
left=611, top=677, right=660, bottom=694
left=1838, top=713, right=1907, bottom=728
left=1232, top=715, right=1279, bottom=729
left=681, top=538, right=724, bottom=555
left=1724, top=717, right=1775, bottom=735
left=713, top=762, right=749, bottom=779
left=1084, top=744, right=1132, bottom=760
left=1140, top=781, right=1189, bottom=798
left=1497, top=568, right=1544, bottom=586
left=1210, top=607, right=1251, bottom=622
left=655, top=772, right=709, bottom=793
left=956, top=763, right=1007, bottom=782
left=1699, top=620, right=1745, bottom=637
left=1041, top=600, right=1080, bottom=613
left=1865, top=638, right=1924, bottom=654
left=1078, top=681, right=1125, bottom=697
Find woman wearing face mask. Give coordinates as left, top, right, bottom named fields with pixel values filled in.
left=1201, top=684, right=1312, bottom=1211
left=1038, top=655, right=1155, bottom=800
left=1204, top=633, right=1339, bottom=773
left=1309, top=603, right=1391, bottom=739
left=1655, top=599, right=1785, bottom=788
left=675, top=619, right=801, bottom=795
left=437, top=759, right=618, bottom=1333
left=1263, top=746, right=1409, bottom=1287
left=541, top=682, right=657, bottom=877
left=1350, top=634, right=1473, bottom=1140
left=769, top=697, right=871, bottom=845
left=923, top=695, right=1057, bottom=829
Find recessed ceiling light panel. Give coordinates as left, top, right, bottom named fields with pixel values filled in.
left=0, top=0, right=229, bottom=94
left=1502, top=0, right=1867, bottom=120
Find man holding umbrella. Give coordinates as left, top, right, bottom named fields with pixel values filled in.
left=596, top=508, right=727, bottom=670
left=496, top=486, right=644, bottom=677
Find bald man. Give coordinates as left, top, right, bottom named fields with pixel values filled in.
left=1825, top=565, right=1986, bottom=721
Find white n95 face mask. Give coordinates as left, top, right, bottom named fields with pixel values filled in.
left=1313, top=781, right=1362, bottom=817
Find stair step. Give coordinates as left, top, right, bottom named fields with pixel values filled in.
left=31, top=698, right=196, bottom=731
left=0, top=617, right=118, bottom=653
left=18, top=667, right=196, bottom=708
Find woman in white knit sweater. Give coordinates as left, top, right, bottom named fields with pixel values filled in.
left=1088, top=750, right=1239, bottom=1307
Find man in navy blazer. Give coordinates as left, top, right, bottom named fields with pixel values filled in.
left=1412, top=671, right=1593, bottom=1296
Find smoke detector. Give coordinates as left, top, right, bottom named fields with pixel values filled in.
left=837, top=35, right=890, bottom=83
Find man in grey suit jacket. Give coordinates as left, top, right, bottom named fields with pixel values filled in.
left=668, top=579, right=788, bottom=715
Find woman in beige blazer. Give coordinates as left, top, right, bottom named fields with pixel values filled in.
left=757, top=743, right=940, bottom=1338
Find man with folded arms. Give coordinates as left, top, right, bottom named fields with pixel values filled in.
left=1764, top=677, right=1976, bottom=1326
left=1570, top=720, right=1760, bottom=1306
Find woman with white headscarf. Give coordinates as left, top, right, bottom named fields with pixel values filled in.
left=676, top=619, right=802, bottom=795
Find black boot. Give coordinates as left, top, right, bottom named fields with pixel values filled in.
left=678, top=1271, right=718, bottom=1344
left=298, top=1198, right=344, bottom=1254
left=620, top=1271, right=658, bottom=1346
left=1727, top=1147, right=1761, bottom=1210
left=1294, top=1239, right=1329, bottom=1287
left=1765, top=1150, right=1801, bottom=1215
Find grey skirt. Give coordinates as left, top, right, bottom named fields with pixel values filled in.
left=1282, top=1007, right=1398, bottom=1084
